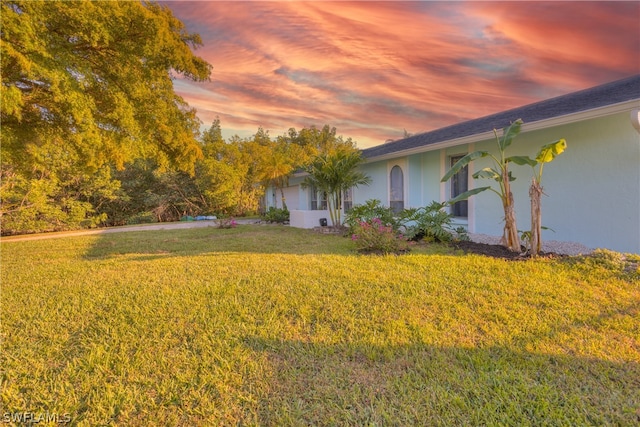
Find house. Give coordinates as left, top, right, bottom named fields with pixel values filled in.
left=267, top=75, right=640, bottom=253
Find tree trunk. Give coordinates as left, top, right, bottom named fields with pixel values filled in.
left=500, top=168, right=521, bottom=252
left=279, top=187, right=287, bottom=210
left=529, top=178, right=543, bottom=256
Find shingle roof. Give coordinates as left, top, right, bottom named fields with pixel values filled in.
left=362, top=74, right=640, bottom=159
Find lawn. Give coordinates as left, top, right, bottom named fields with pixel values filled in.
left=1, top=225, right=639, bottom=426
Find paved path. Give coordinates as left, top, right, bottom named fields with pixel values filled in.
left=1, top=219, right=261, bottom=242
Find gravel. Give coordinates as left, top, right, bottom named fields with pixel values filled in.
left=468, top=233, right=594, bottom=256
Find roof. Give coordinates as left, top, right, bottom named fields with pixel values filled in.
left=362, top=74, right=640, bottom=159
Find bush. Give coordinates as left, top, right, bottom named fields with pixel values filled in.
left=401, top=201, right=466, bottom=243
left=126, top=212, right=157, bottom=225
left=262, top=207, right=290, bottom=224
left=344, top=199, right=399, bottom=232
left=351, top=218, right=410, bottom=254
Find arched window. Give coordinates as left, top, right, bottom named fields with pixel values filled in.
left=390, top=165, right=404, bottom=213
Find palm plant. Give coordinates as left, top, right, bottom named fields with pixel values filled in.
left=302, top=149, right=371, bottom=227
left=261, top=146, right=295, bottom=210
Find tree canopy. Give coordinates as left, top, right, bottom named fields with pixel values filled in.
left=1, top=0, right=212, bottom=174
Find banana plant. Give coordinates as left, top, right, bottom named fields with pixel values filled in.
left=518, top=138, right=567, bottom=256
left=441, top=119, right=524, bottom=252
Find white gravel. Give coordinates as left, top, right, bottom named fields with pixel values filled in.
left=468, top=233, right=594, bottom=256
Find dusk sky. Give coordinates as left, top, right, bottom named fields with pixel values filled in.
left=163, top=1, right=640, bottom=148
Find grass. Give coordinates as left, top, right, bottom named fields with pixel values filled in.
left=1, top=225, right=639, bottom=426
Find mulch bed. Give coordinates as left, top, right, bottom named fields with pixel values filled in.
left=452, top=240, right=565, bottom=260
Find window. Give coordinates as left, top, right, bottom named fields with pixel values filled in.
left=310, top=185, right=327, bottom=210
left=390, top=165, right=404, bottom=214
left=450, top=155, right=468, bottom=217
left=343, top=188, right=353, bottom=213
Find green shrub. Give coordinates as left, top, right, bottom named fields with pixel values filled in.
left=400, top=201, right=466, bottom=243
left=262, top=207, right=289, bottom=224
left=344, top=199, right=399, bottom=232
left=126, top=212, right=157, bottom=225
left=351, top=218, right=410, bottom=254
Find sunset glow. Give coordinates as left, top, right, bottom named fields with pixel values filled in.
left=163, top=1, right=640, bottom=148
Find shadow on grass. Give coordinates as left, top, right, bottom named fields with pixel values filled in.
left=242, top=336, right=640, bottom=426
left=82, top=225, right=357, bottom=260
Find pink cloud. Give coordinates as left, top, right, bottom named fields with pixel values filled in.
left=163, top=1, right=639, bottom=148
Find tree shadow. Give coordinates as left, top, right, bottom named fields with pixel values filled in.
left=82, top=225, right=355, bottom=260
left=241, top=336, right=639, bottom=426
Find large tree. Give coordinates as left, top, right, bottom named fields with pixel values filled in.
left=1, top=0, right=211, bottom=233
left=1, top=0, right=211, bottom=172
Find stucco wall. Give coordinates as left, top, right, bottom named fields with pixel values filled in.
left=290, top=209, right=333, bottom=228
left=355, top=161, right=388, bottom=204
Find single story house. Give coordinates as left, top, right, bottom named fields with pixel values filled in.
left=266, top=75, right=640, bottom=253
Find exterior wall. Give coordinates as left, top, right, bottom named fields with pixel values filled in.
left=290, top=209, right=335, bottom=228
left=354, top=161, right=388, bottom=204
left=407, top=154, right=422, bottom=207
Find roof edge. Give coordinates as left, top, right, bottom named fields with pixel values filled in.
left=363, top=99, right=640, bottom=163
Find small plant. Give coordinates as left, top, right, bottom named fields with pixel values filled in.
left=262, top=207, right=290, bottom=224
left=351, top=217, right=410, bottom=254
left=519, top=226, right=554, bottom=253
left=215, top=217, right=237, bottom=229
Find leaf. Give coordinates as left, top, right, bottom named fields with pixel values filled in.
left=507, top=156, right=537, bottom=167
left=448, top=186, right=491, bottom=204
left=472, top=168, right=501, bottom=181
left=498, top=119, right=523, bottom=151
left=535, top=139, right=567, bottom=163
left=441, top=151, right=489, bottom=182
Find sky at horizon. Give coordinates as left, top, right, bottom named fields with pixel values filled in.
left=163, top=1, right=640, bottom=148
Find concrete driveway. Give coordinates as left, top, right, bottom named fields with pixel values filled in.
left=1, top=219, right=261, bottom=242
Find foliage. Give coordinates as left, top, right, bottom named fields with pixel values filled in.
left=401, top=201, right=467, bottom=243
left=97, top=159, right=203, bottom=226
left=126, top=212, right=157, bottom=225
left=0, top=163, right=116, bottom=234
left=2, top=227, right=638, bottom=425
left=262, top=207, right=290, bottom=224
left=0, top=0, right=211, bottom=233
left=344, top=199, right=399, bottom=232
left=351, top=218, right=411, bottom=254
left=302, top=149, right=371, bottom=227
left=1, top=0, right=211, bottom=175
left=442, top=119, right=525, bottom=251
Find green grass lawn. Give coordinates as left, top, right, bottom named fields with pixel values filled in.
left=2, top=225, right=639, bottom=426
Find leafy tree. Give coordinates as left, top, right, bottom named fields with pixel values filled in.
left=1, top=0, right=211, bottom=173
left=97, top=158, right=204, bottom=226
left=302, top=149, right=371, bottom=227
left=1, top=162, right=119, bottom=234
left=1, top=0, right=211, bottom=232
left=260, top=144, right=295, bottom=209
left=441, top=120, right=524, bottom=252
left=194, top=120, right=248, bottom=215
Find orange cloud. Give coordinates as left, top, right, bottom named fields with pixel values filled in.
left=164, top=1, right=639, bottom=148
